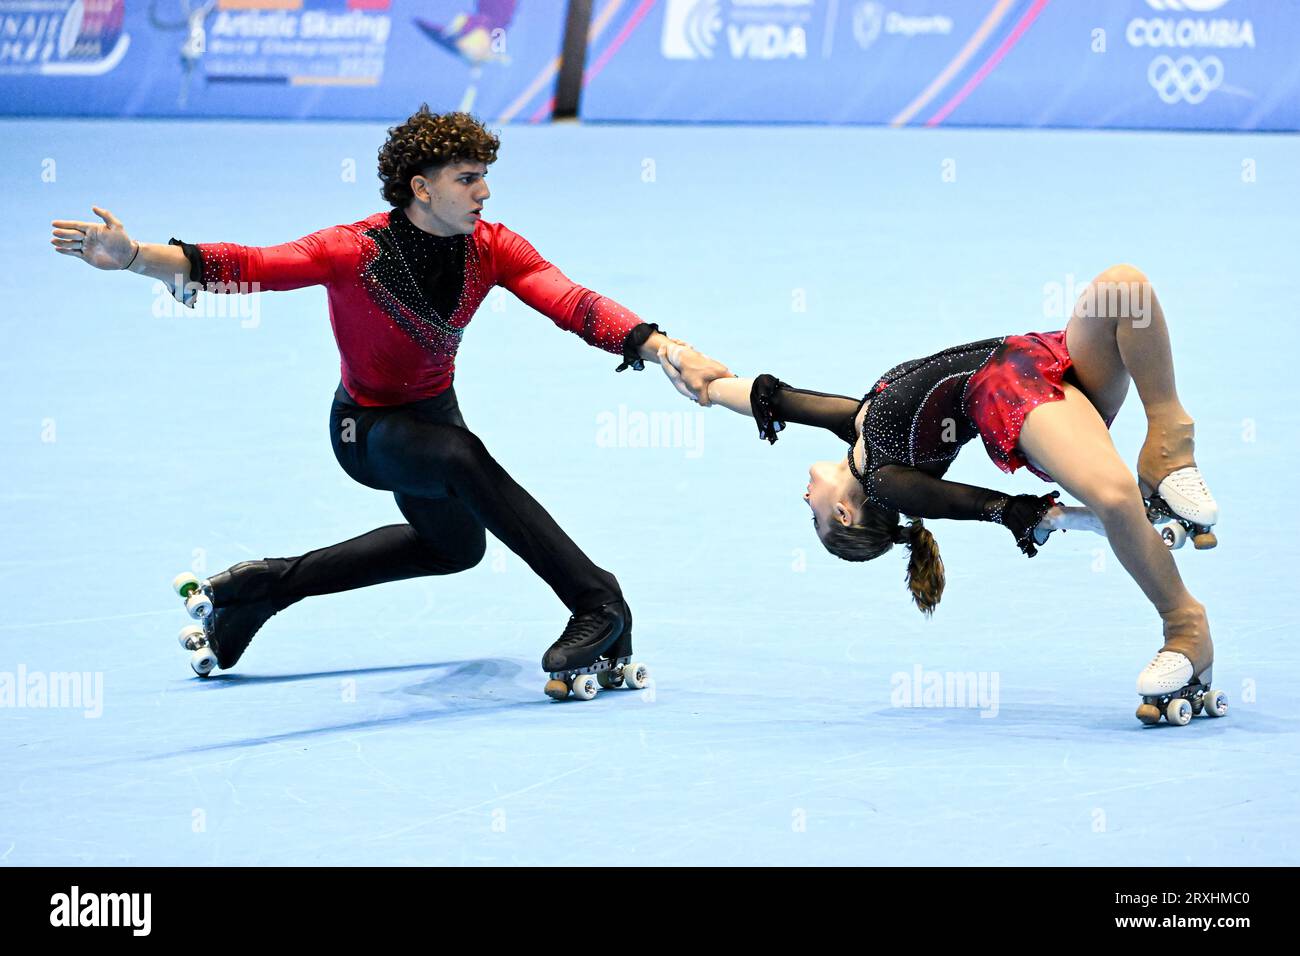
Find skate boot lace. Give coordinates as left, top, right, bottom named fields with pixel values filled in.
left=1145, top=650, right=1190, bottom=672
left=555, top=612, right=605, bottom=649
left=1164, top=467, right=1209, bottom=498
left=1156, top=466, right=1219, bottom=526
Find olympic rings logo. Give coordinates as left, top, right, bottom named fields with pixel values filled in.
left=1147, top=54, right=1223, bottom=104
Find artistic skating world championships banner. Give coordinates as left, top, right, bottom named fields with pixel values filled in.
left=0, top=1, right=569, bottom=121
left=579, top=0, right=1300, bottom=130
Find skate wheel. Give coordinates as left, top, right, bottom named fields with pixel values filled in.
left=597, top=668, right=623, bottom=689
left=177, top=623, right=205, bottom=650
left=1160, top=523, right=1188, bottom=550
left=172, top=571, right=201, bottom=598
left=1192, top=531, right=1218, bottom=550
left=185, top=590, right=213, bottom=620
left=190, top=648, right=217, bottom=677
left=1166, top=698, right=1193, bottom=726
left=622, top=662, right=649, bottom=690
left=571, top=674, right=599, bottom=701
left=1136, top=703, right=1161, bottom=725
left=1203, top=689, right=1228, bottom=718
left=543, top=678, right=570, bottom=701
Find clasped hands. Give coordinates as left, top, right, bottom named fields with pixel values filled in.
left=655, top=337, right=734, bottom=407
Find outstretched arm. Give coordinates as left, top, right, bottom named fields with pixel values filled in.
left=674, top=365, right=861, bottom=443
left=52, top=206, right=340, bottom=306
left=872, top=464, right=1007, bottom=521
left=872, top=463, right=1060, bottom=556
left=700, top=373, right=756, bottom=415
left=52, top=207, right=192, bottom=288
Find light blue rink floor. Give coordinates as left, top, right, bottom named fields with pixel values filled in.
left=1, top=118, right=1298, bottom=866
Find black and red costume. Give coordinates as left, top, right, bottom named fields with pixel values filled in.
left=750, top=331, right=1101, bottom=552
left=172, top=207, right=651, bottom=404
left=170, top=209, right=660, bottom=652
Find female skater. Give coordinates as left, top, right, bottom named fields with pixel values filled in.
left=51, top=106, right=732, bottom=699
left=663, top=265, right=1223, bottom=725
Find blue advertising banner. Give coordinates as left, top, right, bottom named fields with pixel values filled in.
left=0, top=1, right=568, bottom=121
left=579, top=0, right=1300, bottom=131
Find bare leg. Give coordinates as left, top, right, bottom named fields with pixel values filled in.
left=1019, top=385, right=1212, bottom=684
left=1020, top=386, right=1188, bottom=610
left=1063, top=264, right=1197, bottom=492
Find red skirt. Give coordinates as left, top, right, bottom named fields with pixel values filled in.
left=964, top=330, right=1112, bottom=481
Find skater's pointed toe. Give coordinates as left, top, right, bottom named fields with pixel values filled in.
left=208, top=597, right=294, bottom=670
left=541, top=646, right=572, bottom=672
left=174, top=560, right=296, bottom=674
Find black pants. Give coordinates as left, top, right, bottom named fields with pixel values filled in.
left=255, top=382, right=621, bottom=613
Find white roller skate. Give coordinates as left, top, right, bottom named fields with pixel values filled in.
left=1135, top=605, right=1228, bottom=726
left=1033, top=504, right=1198, bottom=552
left=1138, top=419, right=1219, bottom=550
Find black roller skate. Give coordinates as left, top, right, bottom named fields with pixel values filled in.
left=172, top=560, right=296, bottom=677
left=541, top=599, right=649, bottom=701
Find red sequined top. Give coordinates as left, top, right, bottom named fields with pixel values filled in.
left=171, top=209, right=647, bottom=406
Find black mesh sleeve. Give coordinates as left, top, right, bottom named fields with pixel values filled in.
left=615, top=322, right=662, bottom=372
left=869, top=466, right=1062, bottom=556
left=750, top=374, right=861, bottom=444
left=869, top=464, right=1009, bottom=521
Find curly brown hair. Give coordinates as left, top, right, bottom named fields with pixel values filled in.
left=822, top=508, right=946, bottom=616
left=377, top=105, right=501, bottom=208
